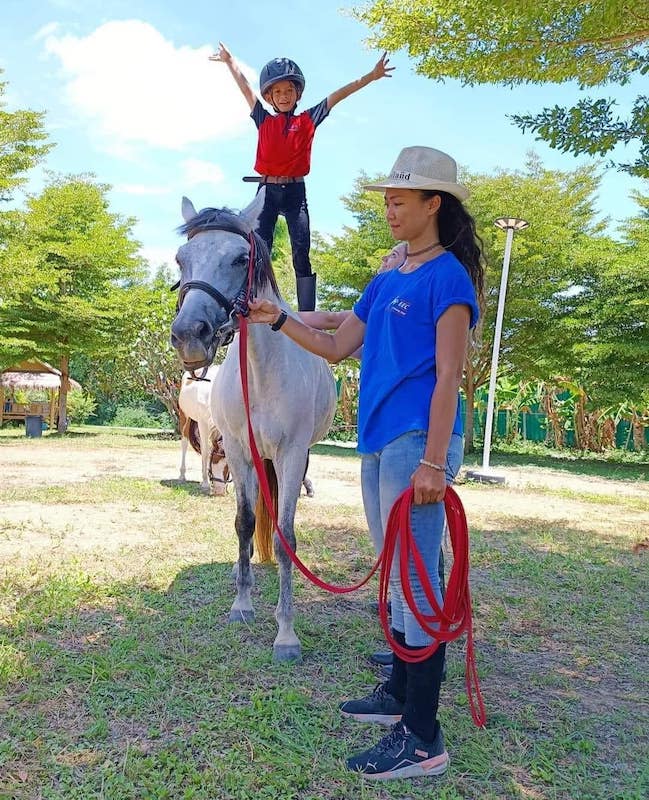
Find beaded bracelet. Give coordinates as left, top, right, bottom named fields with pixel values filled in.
left=419, top=458, right=445, bottom=472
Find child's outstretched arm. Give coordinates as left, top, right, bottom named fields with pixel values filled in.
left=326, top=52, right=394, bottom=111
left=209, top=41, right=257, bottom=111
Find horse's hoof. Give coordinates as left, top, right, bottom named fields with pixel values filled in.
left=272, top=644, right=302, bottom=663
left=229, top=609, right=255, bottom=624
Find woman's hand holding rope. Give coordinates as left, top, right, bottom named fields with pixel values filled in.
left=411, top=463, right=447, bottom=505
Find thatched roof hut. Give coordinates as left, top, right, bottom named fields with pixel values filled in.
left=0, top=359, right=81, bottom=428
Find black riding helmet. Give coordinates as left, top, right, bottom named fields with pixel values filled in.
left=259, top=58, right=305, bottom=106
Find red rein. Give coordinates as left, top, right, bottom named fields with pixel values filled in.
left=237, top=245, right=485, bottom=726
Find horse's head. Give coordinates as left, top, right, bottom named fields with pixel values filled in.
left=170, top=190, right=277, bottom=372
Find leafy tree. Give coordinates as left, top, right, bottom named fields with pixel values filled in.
left=568, top=191, right=649, bottom=407
left=269, top=217, right=300, bottom=306
left=313, top=158, right=612, bottom=449
left=83, top=263, right=229, bottom=432
left=0, top=174, right=144, bottom=430
left=0, top=73, right=51, bottom=205
left=312, top=173, right=394, bottom=308
left=108, top=267, right=188, bottom=430
left=355, top=1, right=649, bottom=176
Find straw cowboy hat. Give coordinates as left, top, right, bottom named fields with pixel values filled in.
left=364, top=146, right=469, bottom=201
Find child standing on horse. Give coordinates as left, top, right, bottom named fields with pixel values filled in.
left=210, top=43, right=394, bottom=311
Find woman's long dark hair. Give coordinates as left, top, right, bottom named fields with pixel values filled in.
left=421, top=190, right=485, bottom=304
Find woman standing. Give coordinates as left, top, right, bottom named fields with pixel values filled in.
left=247, top=146, right=484, bottom=781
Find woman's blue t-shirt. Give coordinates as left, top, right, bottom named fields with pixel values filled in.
left=352, top=252, right=479, bottom=454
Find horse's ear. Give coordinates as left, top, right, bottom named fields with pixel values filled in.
left=239, top=188, right=266, bottom=233
left=181, top=196, right=197, bottom=223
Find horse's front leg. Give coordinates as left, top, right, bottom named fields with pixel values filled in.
left=179, top=436, right=188, bottom=482
left=198, top=418, right=211, bottom=493
left=272, top=454, right=307, bottom=663
left=229, top=469, right=257, bottom=624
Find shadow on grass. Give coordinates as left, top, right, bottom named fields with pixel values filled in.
left=0, top=429, right=101, bottom=443
left=2, top=514, right=647, bottom=799
left=49, top=430, right=101, bottom=439
left=311, top=442, right=360, bottom=460
left=133, top=431, right=178, bottom=442
left=463, top=448, right=649, bottom=481
left=159, top=478, right=211, bottom=495
left=317, top=441, right=649, bottom=480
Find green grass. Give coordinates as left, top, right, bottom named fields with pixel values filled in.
left=463, top=441, right=649, bottom=482
left=0, top=428, right=647, bottom=798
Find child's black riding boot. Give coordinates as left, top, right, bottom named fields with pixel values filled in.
left=296, top=274, right=317, bottom=311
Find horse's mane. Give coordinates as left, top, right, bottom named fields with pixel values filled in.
left=178, top=207, right=280, bottom=298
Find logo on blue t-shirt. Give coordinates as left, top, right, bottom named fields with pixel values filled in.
left=389, top=296, right=411, bottom=317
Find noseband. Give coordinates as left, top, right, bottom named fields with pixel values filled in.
left=171, top=224, right=258, bottom=360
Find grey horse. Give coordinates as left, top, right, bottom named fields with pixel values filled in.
left=170, top=191, right=336, bottom=662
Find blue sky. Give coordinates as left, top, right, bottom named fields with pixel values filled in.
left=1, top=0, right=646, bottom=271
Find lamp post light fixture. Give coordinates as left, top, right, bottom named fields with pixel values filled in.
left=466, top=216, right=529, bottom=485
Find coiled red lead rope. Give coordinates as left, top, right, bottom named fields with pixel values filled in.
left=378, top=484, right=486, bottom=726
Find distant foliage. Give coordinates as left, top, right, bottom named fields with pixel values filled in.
left=109, top=403, right=172, bottom=430
left=66, top=389, right=97, bottom=425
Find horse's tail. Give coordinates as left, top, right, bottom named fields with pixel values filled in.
left=254, top=459, right=277, bottom=564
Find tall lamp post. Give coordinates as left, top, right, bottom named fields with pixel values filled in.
left=466, top=217, right=529, bottom=484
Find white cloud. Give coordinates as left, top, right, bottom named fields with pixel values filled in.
left=34, top=22, right=60, bottom=42
left=114, top=183, right=171, bottom=196
left=181, top=159, right=225, bottom=188
left=139, top=244, right=176, bottom=271
left=43, top=19, right=255, bottom=150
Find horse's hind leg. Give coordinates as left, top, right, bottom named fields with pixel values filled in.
left=229, top=474, right=257, bottom=624
left=272, top=455, right=306, bottom=663
left=301, top=450, right=314, bottom=498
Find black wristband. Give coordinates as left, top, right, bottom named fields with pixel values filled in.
left=270, top=310, right=288, bottom=331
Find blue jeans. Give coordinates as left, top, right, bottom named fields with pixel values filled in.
left=361, top=431, right=464, bottom=647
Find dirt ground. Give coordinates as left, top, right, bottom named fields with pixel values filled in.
left=4, top=433, right=647, bottom=498
left=2, top=435, right=647, bottom=561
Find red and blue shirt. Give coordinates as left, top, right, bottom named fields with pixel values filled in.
left=251, top=99, right=330, bottom=177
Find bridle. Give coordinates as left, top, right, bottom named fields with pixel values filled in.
left=171, top=224, right=259, bottom=376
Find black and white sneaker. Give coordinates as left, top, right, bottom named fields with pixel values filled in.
left=346, top=721, right=449, bottom=781
left=339, top=683, right=403, bottom=725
